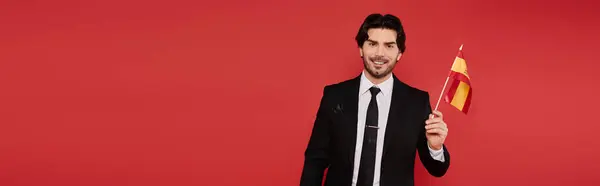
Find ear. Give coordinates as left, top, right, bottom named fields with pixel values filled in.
left=358, top=48, right=364, bottom=58
left=359, top=48, right=364, bottom=58
left=396, top=53, right=402, bottom=61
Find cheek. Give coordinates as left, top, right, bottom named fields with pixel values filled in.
left=362, top=48, right=376, bottom=56
left=386, top=52, right=400, bottom=60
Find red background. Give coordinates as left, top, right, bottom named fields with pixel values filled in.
left=1, top=0, right=599, bottom=185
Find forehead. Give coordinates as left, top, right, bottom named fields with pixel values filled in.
left=367, top=28, right=398, bottom=42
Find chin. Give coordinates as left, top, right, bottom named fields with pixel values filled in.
left=374, top=73, right=389, bottom=79
left=368, top=69, right=389, bottom=79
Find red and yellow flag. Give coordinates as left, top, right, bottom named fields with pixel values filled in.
left=444, top=45, right=472, bottom=114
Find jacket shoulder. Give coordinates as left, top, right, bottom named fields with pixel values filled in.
left=397, top=79, right=430, bottom=97
left=321, top=76, right=360, bottom=95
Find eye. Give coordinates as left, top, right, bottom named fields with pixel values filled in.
left=369, top=42, right=377, bottom=47
left=386, top=44, right=395, bottom=48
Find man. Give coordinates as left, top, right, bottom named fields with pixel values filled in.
left=300, top=13, right=450, bottom=186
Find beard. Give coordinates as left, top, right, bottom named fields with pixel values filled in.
left=363, top=56, right=396, bottom=79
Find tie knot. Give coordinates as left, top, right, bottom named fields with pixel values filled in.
left=369, top=86, right=381, bottom=95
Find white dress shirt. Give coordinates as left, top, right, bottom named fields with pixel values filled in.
left=351, top=71, right=445, bottom=186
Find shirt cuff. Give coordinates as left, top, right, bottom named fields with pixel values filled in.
left=428, top=144, right=445, bottom=162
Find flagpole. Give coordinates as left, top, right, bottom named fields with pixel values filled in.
left=434, top=76, right=450, bottom=111
left=433, top=44, right=463, bottom=112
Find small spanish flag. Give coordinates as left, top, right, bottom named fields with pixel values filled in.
left=444, top=45, right=472, bottom=114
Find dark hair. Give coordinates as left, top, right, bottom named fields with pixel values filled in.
left=355, top=13, right=406, bottom=53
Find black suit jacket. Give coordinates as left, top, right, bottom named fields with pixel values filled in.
left=300, top=74, right=450, bottom=186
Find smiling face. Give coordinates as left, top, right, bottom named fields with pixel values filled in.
left=360, top=28, right=403, bottom=82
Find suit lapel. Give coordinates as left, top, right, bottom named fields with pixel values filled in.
left=383, top=75, right=409, bottom=158
left=343, top=75, right=361, bottom=164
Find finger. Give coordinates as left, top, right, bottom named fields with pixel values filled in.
left=425, top=118, right=443, bottom=125
left=427, top=128, right=448, bottom=135
left=425, top=124, right=435, bottom=130
left=426, top=128, right=445, bottom=134
left=425, top=123, right=447, bottom=130
left=432, top=110, right=443, bottom=118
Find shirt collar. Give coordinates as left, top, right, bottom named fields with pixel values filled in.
left=359, top=70, right=394, bottom=96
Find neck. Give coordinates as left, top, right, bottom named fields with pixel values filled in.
left=364, top=71, right=392, bottom=85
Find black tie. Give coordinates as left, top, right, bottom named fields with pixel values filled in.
left=357, top=87, right=381, bottom=186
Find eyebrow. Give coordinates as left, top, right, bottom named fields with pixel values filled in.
left=367, top=39, right=397, bottom=45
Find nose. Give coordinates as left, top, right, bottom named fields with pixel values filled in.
left=376, top=45, right=384, bottom=56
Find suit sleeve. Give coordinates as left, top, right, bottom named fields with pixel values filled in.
left=417, top=92, right=450, bottom=177
left=300, top=86, right=332, bottom=186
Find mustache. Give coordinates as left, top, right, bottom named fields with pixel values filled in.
left=369, top=56, right=389, bottom=62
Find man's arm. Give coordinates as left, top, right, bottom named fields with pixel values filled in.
left=300, top=86, right=332, bottom=186
left=417, top=92, right=450, bottom=177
